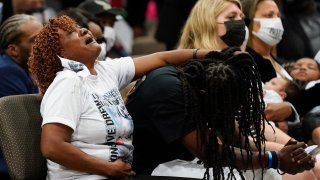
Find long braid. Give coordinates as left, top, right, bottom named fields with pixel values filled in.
left=176, top=47, right=266, bottom=179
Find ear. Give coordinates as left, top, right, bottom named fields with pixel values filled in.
left=279, top=91, right=287, bottom=99
left=6, top=44, right=20, bottom=58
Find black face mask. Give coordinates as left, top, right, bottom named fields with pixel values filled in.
left=220, top=19, right=246, bottom=47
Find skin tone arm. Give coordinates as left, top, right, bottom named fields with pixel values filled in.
left=41, top=124, right=135, bottom=179
left=133, top=49, right=210, bottom=79
left=181, top=130, right=315, bottom=175
left=264, top=102, right=292, bottom=122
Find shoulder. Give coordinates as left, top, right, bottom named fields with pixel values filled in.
left=0, top=65, right=23, bottom=75
left=127, top=66, right=182, bottom=103
left=97, top=57, right=133, bottom=68
left=246, top=47, right=258, bottom=56
left=144, top=66, right=181, bottom=92
left=55, top=69, right=80, bottom=80
left=0, top=56, right=24, bottom=75
left=48, top=70, right=82, bottom=91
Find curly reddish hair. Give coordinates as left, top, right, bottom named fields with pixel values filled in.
left=28, top=15, right=77, bottom=95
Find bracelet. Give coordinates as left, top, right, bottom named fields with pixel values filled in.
left=192, top=48, right=200, bottom=59
left=267, top=151, right=273, bottom=169
left=270, top=151, right=278, bottom=169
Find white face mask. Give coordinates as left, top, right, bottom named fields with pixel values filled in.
left=103, top=26, right=116, bottom=52
left=97, top=42, right=107, bottom=61
left=252, top=18, right=284, bottom=46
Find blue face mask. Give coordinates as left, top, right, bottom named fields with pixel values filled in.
left=220, top=19, right=246, bottom=47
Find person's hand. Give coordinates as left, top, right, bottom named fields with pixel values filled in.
left=264, top=102, right=292, bottom=122
left=278, top=139, right=316, bottom=174
left=106, top=159, right=135, bottom=179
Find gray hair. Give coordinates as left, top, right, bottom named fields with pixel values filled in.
left=0, top=14, right=35, bottom=51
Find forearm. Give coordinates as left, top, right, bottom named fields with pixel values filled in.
left=230, top=147, right=267, bottom=170
left=159, top=49, right=210, bottom=65
left=42, top=140, right=112, bottom=177
left=183, top=130, right=267, bottom=170
left=41, top=124, right=115, bottom=177
left=133, top=49, right=210, bottom=78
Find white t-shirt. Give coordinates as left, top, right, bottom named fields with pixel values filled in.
left=41, top=57, right=135, bottom=180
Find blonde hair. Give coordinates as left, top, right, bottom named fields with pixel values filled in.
left=178, top=0, right=242, bottom=50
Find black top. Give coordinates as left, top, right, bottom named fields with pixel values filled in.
left=126, top=66, right=195, bottom=174
left=246, top=47, right=277, bottom=83
left=289, top=83, right=320, bottom=117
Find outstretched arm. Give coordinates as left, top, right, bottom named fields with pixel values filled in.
left=133, top=49, right=210, bottom=79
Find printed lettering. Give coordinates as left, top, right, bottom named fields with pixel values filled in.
left=92, top=92, right=119, bottom=161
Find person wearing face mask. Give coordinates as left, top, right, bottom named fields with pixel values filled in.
left=78, top=0, right=130, bottom=57
left=57, top=8, right=109, bottom=61
left=241, top=0, right=302, bottom=130
left=242, top=0, right=289, bottom=82
left=178, top=1, right=246, bottom=51
left=179, top=0, right=299, bottom=150
left=125, top=0, right=318, bottom=179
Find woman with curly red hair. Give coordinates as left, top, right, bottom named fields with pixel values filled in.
left=28, top=15, right=210, bottom=179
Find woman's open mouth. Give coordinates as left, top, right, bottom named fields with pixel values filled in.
left=85, top=37, right=95, bottom=45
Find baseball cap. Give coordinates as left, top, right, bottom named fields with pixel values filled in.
left=78, top=0, right=127, bottom=17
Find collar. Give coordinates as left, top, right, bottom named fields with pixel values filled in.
left=305, top=79, right=320, bottom=90
left=59, top=56, right=91, bottom=78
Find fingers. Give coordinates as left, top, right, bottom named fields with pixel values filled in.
left=290, top=148, right=316, bottom=171
left=285, top=138, right=297, bottom=146
left=294, top=152, right=314, bottom=164
left=290, top=146, right=307, bottom=157
left=288, top=142, right=308, bottom=154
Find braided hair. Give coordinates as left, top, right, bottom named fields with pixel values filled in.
left=0, top=14, right=35, bottom=52
left=176, top=47, right=266, bottom=179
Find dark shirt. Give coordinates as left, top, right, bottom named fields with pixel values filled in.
left=0, top=53, right=38, bottom=97
left=246, top=47, right=277, bottom=83
left=289, top=83, right=320, bottom=117
left=277, top=5, right=320, bottom=62
left=126, top=66, right=195, bottom=175
left=0, top=53, right=38, bottom=178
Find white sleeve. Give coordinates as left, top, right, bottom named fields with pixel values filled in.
left=288, top=103, right=301, bottom=128
left=41, top=76, right=82, bottom=130
left=101, top=57, right=135, bottom=90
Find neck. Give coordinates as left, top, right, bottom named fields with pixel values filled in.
left=9, top=54, right=28, bottom=71
left=85, top=62, right=97, bottom=75
left=250, top=36, right=271, bottom=57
